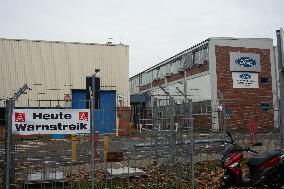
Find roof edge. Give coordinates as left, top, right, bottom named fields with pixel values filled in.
left=0, top=37, right=129, bottom=47
left=209, top=37, right=273, bottom=41
left=130, top=38, right=210, bottom=79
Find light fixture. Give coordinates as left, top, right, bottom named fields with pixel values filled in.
left=93, top=69, right=100, bottom=77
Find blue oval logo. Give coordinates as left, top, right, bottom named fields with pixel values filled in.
left=239, top=73, right=251, bottom=80
left=235, top=57, right=257, bottom=67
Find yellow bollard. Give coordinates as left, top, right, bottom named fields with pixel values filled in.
left=104, top=135, right=109, bottom=161
left=72, top=134, right=76, bottom=161
left=116, top=117, right=119, bottom=137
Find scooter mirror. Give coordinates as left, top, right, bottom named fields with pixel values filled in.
left=252, top=142, right=263, bottom=146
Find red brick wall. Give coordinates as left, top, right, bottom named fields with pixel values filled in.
left=117, top=107, right=131, bottom=136
left=139, top=83, right=151, bottom=91
left=193, top=115, right=212, bottom=129
left=166, top=72, right=184, bottom=83
left=186, top=63, right=209, bottom=77
left=152, top=79, right=165, bottom=87
left=165, top=63, right=209, bottom=83
left=215, top=46, right=273, bottom=129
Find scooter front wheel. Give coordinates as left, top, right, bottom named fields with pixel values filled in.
left=219, top=174, right=233, bottom=189
left=219, top=181, right=230, bottom=189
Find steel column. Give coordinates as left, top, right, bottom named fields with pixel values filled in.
left=91, top=75, right=96, bottom=188
left=189, top=99, right=195, bottom=188
left=5, top=99, right=13, bottom=189
left=276, top=28, right=284, bottom=150
left=169, top=97, right=174, bottom=163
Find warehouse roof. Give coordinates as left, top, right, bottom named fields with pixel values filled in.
left=130, top=37, right=273, bottom=79
left=0, top=37, right=128, bottom=47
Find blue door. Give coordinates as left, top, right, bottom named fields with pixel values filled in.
left=71, top=89, right=116, bottom=134
left=95, top=90, right=116, bottom=134
left=72, top=89, right=87, bottom=109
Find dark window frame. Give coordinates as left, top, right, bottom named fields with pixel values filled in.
left=260, top=77, right=269, bottom=84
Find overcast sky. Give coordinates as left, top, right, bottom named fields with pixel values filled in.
left=0, top=0, right=283, bottom=77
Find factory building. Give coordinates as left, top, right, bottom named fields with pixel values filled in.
left=0, top=38, right=129, bottom=107
left=130, top=37, right=278, bottom=130
left=0, top=38, right=130, bottom=133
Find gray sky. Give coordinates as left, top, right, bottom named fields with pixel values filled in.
left=0, top=0, right=283, bottom=77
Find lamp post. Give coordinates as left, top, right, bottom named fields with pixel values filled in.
left=91, top=69, right=100, bottom=189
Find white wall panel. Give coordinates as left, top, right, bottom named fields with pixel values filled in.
left=150, top=73, right=211, bottom=103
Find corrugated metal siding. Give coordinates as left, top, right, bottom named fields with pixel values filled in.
left=129, top=40, right=210, bottom=95
left=0, top=39, right=129, bottom=107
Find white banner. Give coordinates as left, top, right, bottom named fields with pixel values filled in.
left=12, top=109, right=90, bottom=135
left=232, top=72, right=259, bottom=88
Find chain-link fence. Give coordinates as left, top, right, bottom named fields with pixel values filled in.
left=0, top=94, right=282, bottom=189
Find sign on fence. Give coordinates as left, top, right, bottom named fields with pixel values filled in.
left=12, top=109, right=90, bottom=135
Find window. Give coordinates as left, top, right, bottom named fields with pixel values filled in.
left=260, top=77, right=269, bottom=84
left=260, top=102, right=269, bottom=111
left=193, top=46, right=209, bottom=65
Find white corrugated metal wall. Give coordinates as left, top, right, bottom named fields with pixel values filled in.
left=0, top=38, right=129, bottom=107
left=150, top=73, right=211, bottom=102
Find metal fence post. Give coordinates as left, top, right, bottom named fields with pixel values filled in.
left=91, top=75, right=96, bottom=188
left=4, top=84, right=28, bottom=189
left=276, top=28, right=284, bottom=150
left=169, top=97, right=174, bottom=164
left=5, top=99, right=13, bottom=189
left=153, top=99, right=159, bottom=160
left=189, top=99, right=195, bottom=188
left=218, top=90, right=226, bottom=140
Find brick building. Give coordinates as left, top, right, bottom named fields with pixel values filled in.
left=129, top=38, right=278, bottom=130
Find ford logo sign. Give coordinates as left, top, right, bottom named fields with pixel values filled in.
left=235, top=57, right=257, bottom=67
left=239, top=73, right=251, bottom=80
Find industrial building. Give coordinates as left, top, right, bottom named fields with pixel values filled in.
left=0, top=38, right=130, bottom=133
left=130, top=37, right=279, bottom=130
left=0, top=38, right=130, bottom=107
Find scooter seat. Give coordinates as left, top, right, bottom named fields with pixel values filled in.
left=247, top=150, right=282, bottom=168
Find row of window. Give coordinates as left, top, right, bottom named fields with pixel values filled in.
left=130, top=45, right=209, bottom=93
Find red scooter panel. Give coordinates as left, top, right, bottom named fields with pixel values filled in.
left=260, top=157, right=281, bottom=170
left=224, top=152, right=243, bottom=168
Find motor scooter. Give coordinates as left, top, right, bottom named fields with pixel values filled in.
left=220, top=132, right=284, bottom=189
